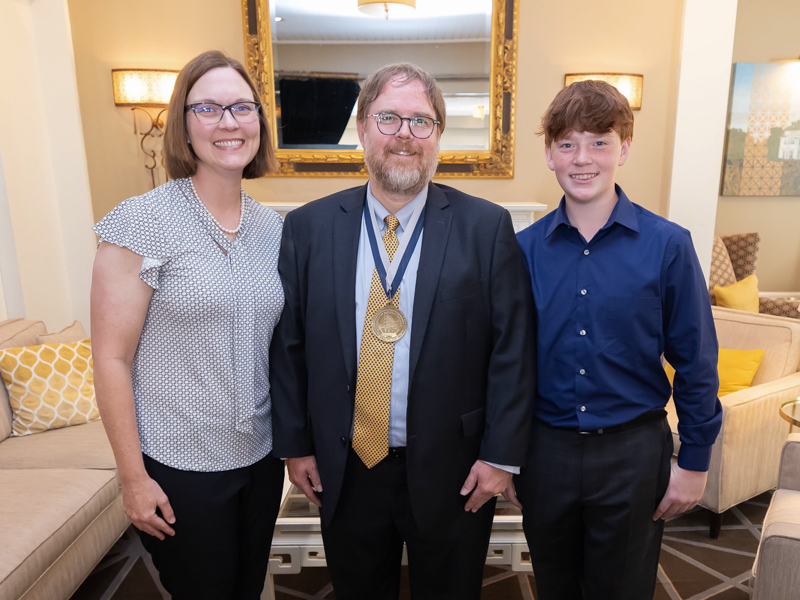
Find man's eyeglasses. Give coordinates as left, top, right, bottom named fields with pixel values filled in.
left=367, top=112, right=440, bottom=139
left=185, top=102, right=261, bottom=124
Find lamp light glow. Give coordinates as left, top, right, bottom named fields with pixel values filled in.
left=565, top=73, right=644, bottom=110
left=112, top=69, right=179, bottom=107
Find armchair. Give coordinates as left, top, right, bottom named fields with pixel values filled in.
left=666, top=306, right=800, bottom=537
left=749, top=434, right=800, bottom=600
left=709, top=232, right=800, bottom=319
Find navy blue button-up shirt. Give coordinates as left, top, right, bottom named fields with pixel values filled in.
left=517, top=186, right=722, bottom=471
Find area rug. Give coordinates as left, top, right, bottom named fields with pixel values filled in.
left=70, top=492, right=770, bottom=600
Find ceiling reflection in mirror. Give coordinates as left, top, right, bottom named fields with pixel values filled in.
left=271, top=0, right=491, bottom=152
left=243, top=0, right=517, bottom=177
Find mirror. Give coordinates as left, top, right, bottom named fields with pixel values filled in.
left=242, top=0, right=518, bottom=177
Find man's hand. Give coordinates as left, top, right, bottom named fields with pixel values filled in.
left=653, top=463, right=708, bottom=520
left=502, top=479, right=523, bottom=510
left=460, top=460, right=513, bottom=512
left=287, top=455, right=323, bottom=507
left=122, top=476, right=176, bottom=540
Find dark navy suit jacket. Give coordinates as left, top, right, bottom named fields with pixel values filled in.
left=270, top=182, right=536, bottom=533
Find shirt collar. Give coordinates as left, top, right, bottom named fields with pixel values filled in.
left=545, top=184, right=639, bottom=238
left=366, top=182, right=428, bottom=234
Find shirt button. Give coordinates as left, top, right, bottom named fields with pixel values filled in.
left=579, top=369, right=586, bottom=375
left=580, top=406, right=586, bottom=412
left=579, top=329, right=586, bottom=336
left=583, top=249, right=590, bottom=256
left=581, top=289, right=587, bottom=295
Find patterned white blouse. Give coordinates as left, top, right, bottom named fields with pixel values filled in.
left=93, top=178, right=284, bottom=472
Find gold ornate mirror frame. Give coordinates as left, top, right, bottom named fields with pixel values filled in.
left=241, top=0, right=518, bottom=178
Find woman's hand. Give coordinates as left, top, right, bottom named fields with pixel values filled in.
left=122, top=475, right=176, bottom=540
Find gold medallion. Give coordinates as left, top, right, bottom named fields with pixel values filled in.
left=371, top=305, right=407, bottom=342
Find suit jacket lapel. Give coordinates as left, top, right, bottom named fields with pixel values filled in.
left=333, top=185, right=367, bottom=385
left=409, top=183, right=451, bottom=383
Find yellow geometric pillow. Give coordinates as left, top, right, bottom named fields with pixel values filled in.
left=663, top=346, right=765, bottom=397
left=714, top=273, right=759, bottom=313
left=0, top=339, right=98, bottom=436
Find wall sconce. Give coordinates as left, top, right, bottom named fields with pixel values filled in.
left=112, top=69, right=179, bottom=189
left=358, top=1, right=415, bottom=19
left=564, top=73, right=644, bottom=110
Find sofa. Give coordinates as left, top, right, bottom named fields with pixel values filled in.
left=667, top=306, right=800, bottom=537
left=749, top=433, right=800, bottom=599
left=709, top=231, right=800, bottom=319
left=0, top=318, right=127, bottom=600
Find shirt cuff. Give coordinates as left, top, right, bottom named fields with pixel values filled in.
left=676, top=443, right=712, bottom=472
left=482, top=460, right=520, bottom=475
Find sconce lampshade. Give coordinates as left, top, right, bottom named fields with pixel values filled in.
left=358, top=0, right=416, bottom=18
left=112, top=69, right=179, bottom=108
left=564, top=73, right=644, bottom=110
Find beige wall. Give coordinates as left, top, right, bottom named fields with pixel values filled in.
left=69, top=0, right=685, bottom=223
left=716, top=0, right=800, bottom=291
left=715, top=0, right=800, bottom=291
left=0, top=0, right=96, bottom=331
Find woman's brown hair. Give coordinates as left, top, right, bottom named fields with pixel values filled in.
left=163, top=50, right=278, bottom=179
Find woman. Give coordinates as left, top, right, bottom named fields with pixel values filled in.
left=91, top=50, right=284, bottom=599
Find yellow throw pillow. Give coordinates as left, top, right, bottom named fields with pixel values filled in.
left=0, top=338, right=98, bottom=436
left=664, top=347, right=765, bottom=397
left=714, top=273, right=759, bottom=313
left=717, top=347, right=764, bottom=396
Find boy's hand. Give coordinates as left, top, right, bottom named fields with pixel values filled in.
left=653, top=463, right=707, bottom=520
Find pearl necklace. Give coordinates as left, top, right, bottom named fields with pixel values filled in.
left=189, top=178, right=245, bottom=235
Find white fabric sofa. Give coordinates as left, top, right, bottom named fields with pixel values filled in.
left=0, top=318, right=127, bottom=600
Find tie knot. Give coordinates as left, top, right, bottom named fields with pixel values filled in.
left=384, top=215, right=399, bottom=233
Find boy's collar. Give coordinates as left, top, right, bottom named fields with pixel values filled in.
left=546, top=185, right=639, bottom=238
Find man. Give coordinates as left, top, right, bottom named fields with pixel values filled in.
left=270, top=63, right=535, bottom=599
left=515, top=80, right=722, bottom=599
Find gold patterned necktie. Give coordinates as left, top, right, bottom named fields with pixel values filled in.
left=352, top=215, right=400, bottom=468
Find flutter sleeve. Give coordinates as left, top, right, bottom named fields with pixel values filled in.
left=92, top=195, right=170, bottom=290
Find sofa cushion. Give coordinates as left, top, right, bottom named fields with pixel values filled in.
left=0, top=469, right=121, bottom=600
left=715, top=273, right=760, bottom=313
left=0, top=419, right=115, bottom=469
left=0, top=339, right=99, bottom=436
left=721, top=231, right=760, bottom=282
left=0, top=319, right=47, bottom=350
left=37, top=320, right=87, bottom=345
left=709, top=236, right=737, bottom=304
left=0, top=320, right=47, bottom=441
left=712, top=306, right=800, bottom=385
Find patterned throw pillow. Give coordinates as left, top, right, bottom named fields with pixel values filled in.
left=708, top=236, right=737, bottom=305
left=721, top=232, right=760, bottom=281
left=759, top=297, right=800, bottom=320
left=0, top=339, right=98, bottom=436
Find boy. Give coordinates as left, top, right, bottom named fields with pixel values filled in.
left=514, top=80, right=722, bottom=599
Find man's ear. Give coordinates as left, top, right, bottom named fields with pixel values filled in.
left=357, top=119, right=365, bottom=148
left=618, top=138, right=632, bottom=167
left=544, top=143, right=556, bottom=172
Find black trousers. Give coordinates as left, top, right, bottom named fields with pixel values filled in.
left=139, top=452, right=284, bottom=600
left=321, top=448, right=496, bottom=600
left=516, top=417, right=672, bottom=600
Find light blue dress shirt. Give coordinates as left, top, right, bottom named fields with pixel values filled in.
left=355, top=184, right=425, bottom=448
left=355, top=184, right=518, bottom=474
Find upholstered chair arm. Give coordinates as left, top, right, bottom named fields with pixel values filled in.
left=698, top=373, right=800, bottom=514
left=778, top=433, right=800, bottom=492
left=751, top=435, right=800, bottom=600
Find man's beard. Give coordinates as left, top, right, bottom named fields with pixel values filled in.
left=363, top=137, right=439, bottom=197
